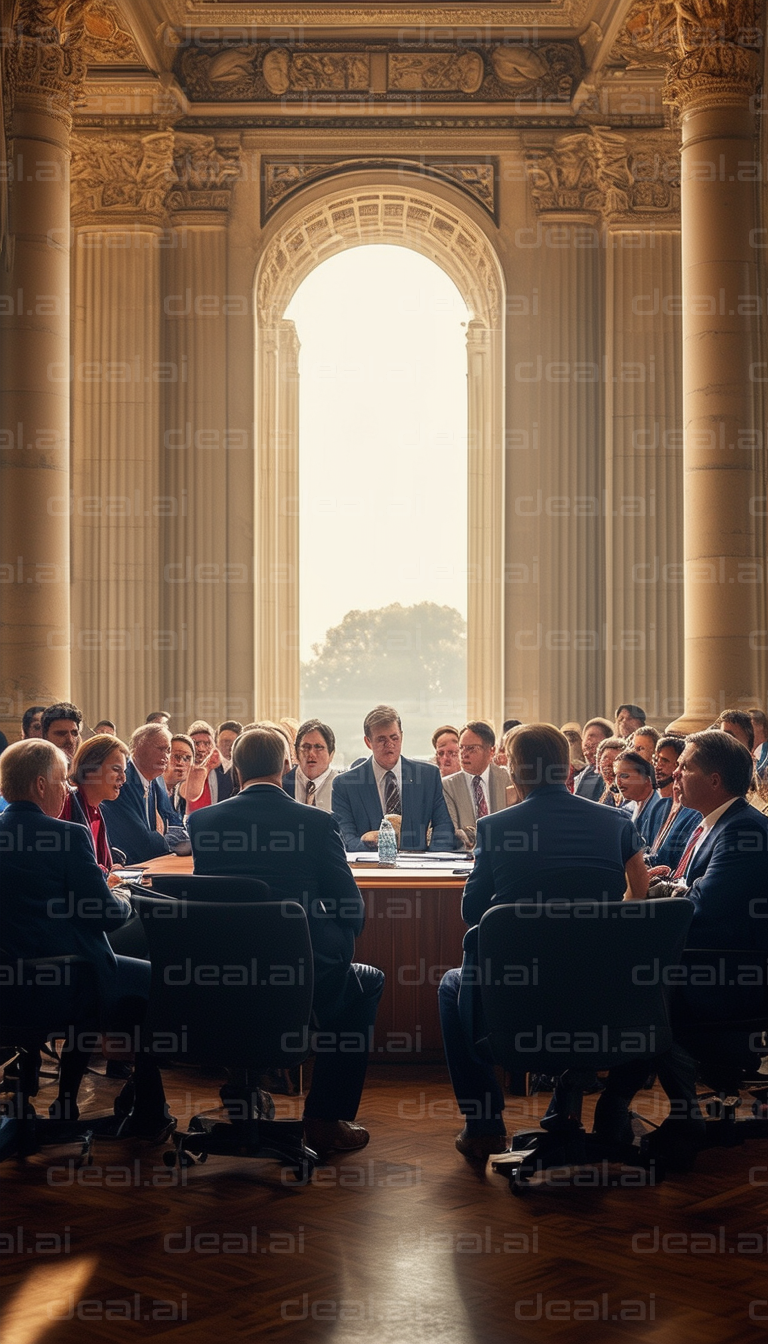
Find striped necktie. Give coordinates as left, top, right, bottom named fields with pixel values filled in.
left=384, top=770, right=401, bottom=815
left=305, top=780, right=316, bottom=805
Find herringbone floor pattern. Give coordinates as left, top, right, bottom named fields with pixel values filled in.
left=1, top=1064, right=766, bottom=1343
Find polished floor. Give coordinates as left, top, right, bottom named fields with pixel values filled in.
left=1, top=1063, right=766, bottom=1343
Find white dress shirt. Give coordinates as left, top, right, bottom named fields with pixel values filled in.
left=296, top=764, right=332, bottom=804
left=372, top=757, right=403, bottom=813
left=463, top=765, right=491, bottom=815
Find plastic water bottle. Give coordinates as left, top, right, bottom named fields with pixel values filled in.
left=378, top=817, right=397, bottom=867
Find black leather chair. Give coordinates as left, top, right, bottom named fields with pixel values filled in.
left=138, top=874, right=272, bottom=904
left=475, top=897, right=693, bottom=1190
left=0, top=954, right=105, bottom=1161
left=131, top=893, right=317, bottom=1181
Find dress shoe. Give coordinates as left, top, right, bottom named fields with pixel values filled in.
left=119, top=1114, right=177, bottom=1144
left=303, top=1118, right=369, bottom=1159
left=454, top=1127, right=507, bottom=1162
left=219, top=1083, right=275, bottom=1121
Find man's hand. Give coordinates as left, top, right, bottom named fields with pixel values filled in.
left=361, top=830, right=380, bottom=847
left=647, top=864, right=671, bottom=879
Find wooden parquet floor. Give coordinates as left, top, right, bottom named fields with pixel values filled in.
left=1, top=1063, right=766, bottom=1343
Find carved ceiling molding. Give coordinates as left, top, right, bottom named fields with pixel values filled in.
left=70, top=128, right=241, bottom=219
left=81, top=1, right=143, bottom=65
left=256, top=185, right=504, bottom=328
left=175, top=38, right=583, bottom=105
left=525, top=126, right=680, bottom=218
left=261, top=155, right=496, bottom=222
left=161, top=3, right=594, bottom=28
left=3, top=0, right=96, bottom=127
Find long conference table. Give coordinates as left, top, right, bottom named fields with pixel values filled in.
left=134, top=854, right=469, bottom=1064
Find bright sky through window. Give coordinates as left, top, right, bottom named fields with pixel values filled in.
left=286, top=244, right=470, bottom=662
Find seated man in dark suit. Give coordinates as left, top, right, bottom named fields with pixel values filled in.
left=187, top=727, right=385, bottom=1159
left=439, top=723, right=649, bottom=1161
left=332, top=704, right=456, bottom=852
left=101, top=723, right=186, bottom=863
left=0, top=740, right=173, bottom=1135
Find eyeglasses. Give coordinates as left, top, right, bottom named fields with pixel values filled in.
left=298, top=744, right=328, bottom=755
left=171, top=752, right=192, bottom=763
left=460, top=744, right=487, bottom=754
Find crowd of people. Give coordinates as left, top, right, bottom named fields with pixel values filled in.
left=1, top=694, right=767, bottom=1163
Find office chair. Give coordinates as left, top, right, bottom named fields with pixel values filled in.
left=475, top=897, right=693, bottom=1191
left=138, top=874, right=273, bottom=904
left=131, top=893, right=317, bottom=1181
left=0, top=954, right=109, bottom=1162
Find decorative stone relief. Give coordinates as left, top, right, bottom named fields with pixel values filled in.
left=662, top=0, right=763, bottom=108
left=525, top=127, right=680, bottom=218
left=70, top=130, right=175, bottom=217
left=176, top=39, right=581, bottom=104
left=81, top=1, right=143, bottom=65
left=262, top=156, right=496, bottom=221
left=168, top=133, right=241, bottom=210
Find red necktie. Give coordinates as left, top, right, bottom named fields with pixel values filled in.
left=671, top=824, right=704, bottom=879
left=472, top=774, right=488, bottom=818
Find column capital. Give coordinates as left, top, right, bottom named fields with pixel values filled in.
left=525, top=128, right=680, bottom=224
left=70, top=130, right=175, bottom=225
left=662, top=0, right=764, bottom=113
left=167, top=133, right=241, bottom=214
left=3, top=0, right=96, bottom=128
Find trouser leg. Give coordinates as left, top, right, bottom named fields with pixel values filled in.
left=303, top=964, right=384, bottom=1121
left=438, top=967, right=505, bottom=1135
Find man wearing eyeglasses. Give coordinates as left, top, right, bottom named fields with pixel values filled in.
left=442, top=721, right=510, bottom=851
left=283, top=719, right=339, bottom=811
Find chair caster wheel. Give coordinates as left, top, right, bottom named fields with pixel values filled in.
left=163, top=1150, right=176, bottom=1168
left=178, top=1150, right=193, bottom=1169
left=196, top=1151, right=208, bottom=1164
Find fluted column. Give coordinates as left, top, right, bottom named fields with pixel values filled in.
left=69, top=132, right=174, bottom=736
left=467, top=320, right=504, bottom=730
left=161, top=135, right=243, bottom=726
left=604, top=228, right=683, bottom=723
left=0, top=2, right=90, bottom=738
left=254, top=319, right=300, bottom=720
left=664, top=4, right=763, bottom=729
left=508, top=205, right=604, bottom=726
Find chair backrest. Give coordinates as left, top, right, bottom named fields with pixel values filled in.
left=504, top=865, right=627, bottom=906
left=140, top=874, right=272, bottom=904
left=131, top=895, right=314, bottom=1070
left=477, top=897, right=693, bottom=1074
left=0, top=956, right=98, bottom=1047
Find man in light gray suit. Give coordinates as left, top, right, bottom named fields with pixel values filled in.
left=283, top=718, right=339, bottom=811
left=442, top=720, right=510, bottom=850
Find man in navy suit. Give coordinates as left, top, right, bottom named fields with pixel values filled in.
left=0, top=740, right=172, bottom=1134
left=332, top=704, right=456, bottom=852
left=102, top=724, right=185, bottom=863
left=187, top=727, right=384, bottom=1159
left=439, top=724, right=650, bottom=1161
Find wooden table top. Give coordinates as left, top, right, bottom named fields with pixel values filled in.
left=132, top=852, right=468, bottom=890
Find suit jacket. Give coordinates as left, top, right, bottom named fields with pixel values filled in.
left=442, top=765, right=510, bottom=849
left=0, top=801, right=132, bottom=1000
left=332, top=755, right=456, bottom=852
left=187, top=784, right=366, bottom=1018
left=681, top=797, right=768, bottom=951
left=283, top=765, right=339, bottom=812
left=462, top=784, right=644, bottom=930
left=101, top=760, right=182, bottom=864
left=573, top=764, right=604, bottom=801
left=630, top=790, right=667, bottom=847
left=648, top=802, right=702, bottom=872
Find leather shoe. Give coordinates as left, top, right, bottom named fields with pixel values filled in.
left=119, top=1114, right=177, bottom=1144
left=454, top=1127, right=507, bottom=1162
left=303, top=1119, right=369, bottom=1159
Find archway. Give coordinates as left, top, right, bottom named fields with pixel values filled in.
left=254, top=182, right=506, bottom=728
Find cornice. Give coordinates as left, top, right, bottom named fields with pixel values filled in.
left=159, top=3, right=595, bottom=30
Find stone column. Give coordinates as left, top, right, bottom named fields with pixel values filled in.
left=664, top=4, right=763, bottom=730
left=70, top=132, right=174, bottom=736
left=466, top=320, right=504, bottom=731
left=512, top=150, right=606, bottom=726
left=0, top=2, right=89, bottom=738
left=161, top=135, right=242, bottom=727
left=254, top=318, right=301, bottom=721
left=604, top=215, right=684, bottom=726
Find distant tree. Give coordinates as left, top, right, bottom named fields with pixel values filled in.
left=301, top=602, right=466, bottom=707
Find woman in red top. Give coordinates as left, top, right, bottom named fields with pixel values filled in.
left=69, top=734, right=128, bottom=884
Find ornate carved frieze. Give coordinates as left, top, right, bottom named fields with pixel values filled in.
left=525, top=127, right=680, bottom=218
left=169, top=132, right=241, bottom=210
left=81, top=1, right=143, bottom=65
left=3, top=0, right=93, bottom=125
left=262, top=155, right=496, bottom=222
left=175, top=39, right=583, bottom=105
left=70, top=130, right=175, bottom=218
